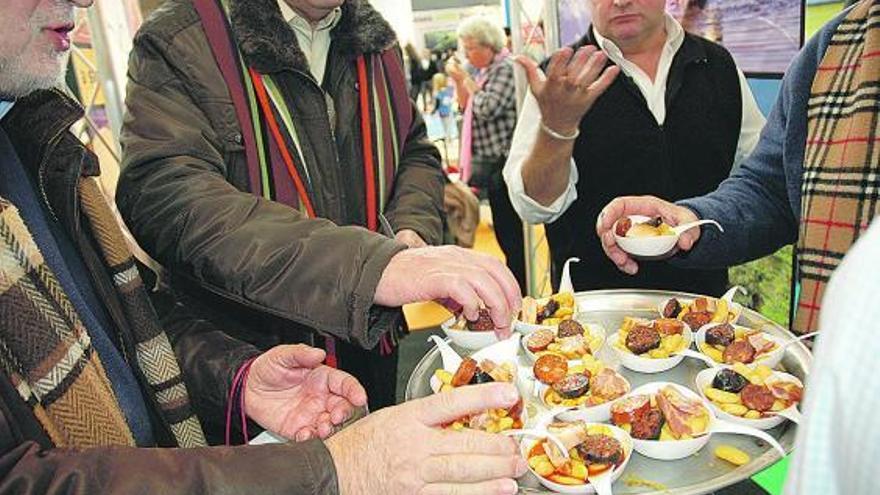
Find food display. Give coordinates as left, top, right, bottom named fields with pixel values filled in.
left=615, top=216, right=675, bottom=238
left=697, top=323, right=781, bottom=365
left=611, top=385, right=710, bottom=441
left=524, top=320, right=605, bottom=361
left=660, top=295, right=740, bottom=327
left=526, top=421, right=629, bottom=487
left=614, top=317, right=688, bottom=359
left=520, top=292, right=576, bottom=327
left=433, top=357, right=523, bottom=433
left=701, top=364, right=803, bottom=420
left=534, top=354, right=629, bottom=409
left=412, top=290, right=810, bottom=493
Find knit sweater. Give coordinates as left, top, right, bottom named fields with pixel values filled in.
left=673, top=8, right=850, bottom=269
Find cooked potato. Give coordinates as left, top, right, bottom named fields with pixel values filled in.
left=715, top=445, right=750, bottom=466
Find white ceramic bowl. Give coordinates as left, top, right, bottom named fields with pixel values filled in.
left=440, top=317, right=500, bottom=350
left=521, top=322, right=607, bottom=363
left=656, top=296, right=745, bottom=325
left=608, top=323, right=693, bottom=374
left=521, top=417, right=634, bottom=494
left=533, top=369, right=631, bottom=423
left=611, top=382, right=784, bottom=461
left=618, top=382, right=712, bottom=460
left=694, top=367, right=804, bottom=430
left=428, top=334, right=521, bottom=393
left=613, top=215, right=678, bottom=258
left=694, top=323, right=786, bottom=368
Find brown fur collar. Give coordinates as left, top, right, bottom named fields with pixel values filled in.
left=228, top=0, right=398, bottom=74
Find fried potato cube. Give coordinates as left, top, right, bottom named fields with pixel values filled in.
left=744, top=410, right=762, bottom=419
left=715, top=445, right=750, bottom=466
left=705, top=387, right=741, bottom=404
left=721, top=403, right=749, bottom=416
left=434, top=369, right=453, bottom=385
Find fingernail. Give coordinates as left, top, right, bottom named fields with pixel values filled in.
left=501, top=479, right=519, bottom=495
left=500, top=384, right=519, bottom=404
left=515, top=456, right=528, bottom=476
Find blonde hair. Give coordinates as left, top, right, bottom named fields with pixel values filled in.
left=432, top=72, right=447, bottom=92
left=457, top=16, right=506, bottom=52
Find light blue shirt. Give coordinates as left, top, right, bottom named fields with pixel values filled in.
left=784, top=220, right=880, bottom=495
left=0, top=101, right=13, bottom=121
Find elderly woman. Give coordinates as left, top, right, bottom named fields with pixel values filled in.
left=447, top=17, right=526, bottom=292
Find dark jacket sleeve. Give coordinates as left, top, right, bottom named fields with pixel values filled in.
left=384, top=100, right=445, bottom=246
left=117, top=27, right=405, bottom=349
left=150, top=285, right=262, bottom=440
left=670, top=18, right=841, bottom=269
left=0, top=438, right=338, bottom=495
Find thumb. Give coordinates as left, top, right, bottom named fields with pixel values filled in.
left=265, top=344, right=327, bottom=370
left=413, top=383, right=520, bottom=426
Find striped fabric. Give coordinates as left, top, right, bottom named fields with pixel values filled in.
left=0, top=177, right=208, bottom=449
left=794, top=0, right=880, bottom=334
left=0, top=197, right=134, bottom=447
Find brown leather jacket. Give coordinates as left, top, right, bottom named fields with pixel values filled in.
left=0, top=90, right=338, bottom=494
left=117, top=0, right=444, bottom=352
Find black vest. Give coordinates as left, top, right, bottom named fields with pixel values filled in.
left=546, top=30, right=742, bottom=297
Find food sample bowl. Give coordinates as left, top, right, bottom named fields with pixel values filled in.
left=521, top=417, right=634, bottom=495
left=695, top=323, right=786, bottom=369
left=608, top=323, right=693, bottom=374
left=694, top=367, right=804, bottom=430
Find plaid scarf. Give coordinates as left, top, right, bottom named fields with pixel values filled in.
left=794, top=0, right=880, bottom=333
left=0, top=178, right=207, bottom=448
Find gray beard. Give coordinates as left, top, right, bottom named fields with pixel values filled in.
left=0, top=51, right=68, bottom=100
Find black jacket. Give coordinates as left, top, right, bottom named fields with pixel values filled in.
left=546, top=28, right=742, bottom=296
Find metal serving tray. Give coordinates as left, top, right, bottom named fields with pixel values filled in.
left=405, top=290, right=812, bottom=495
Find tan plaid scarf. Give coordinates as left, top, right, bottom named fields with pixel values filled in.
left=0, top=179, right=207, bottom=448
left=795, top=0, right=880, bottom=334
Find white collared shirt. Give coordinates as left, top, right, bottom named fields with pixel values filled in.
left=0, top=101, right=13, bottom=121
left=503, top=15, right=766, bottom=224
left=276, top=1, right=342, bottom=83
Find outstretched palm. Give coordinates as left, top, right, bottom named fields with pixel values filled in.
left=245, top=345, right=367, bottom=441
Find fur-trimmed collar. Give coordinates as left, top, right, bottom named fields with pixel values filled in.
left=228, top=0, right=398, bottom=74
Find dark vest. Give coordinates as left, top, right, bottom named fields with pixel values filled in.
left=546, top=30, right=742, bottom=297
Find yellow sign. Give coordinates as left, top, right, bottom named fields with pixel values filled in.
left=71, top=47, right=106, bottom=107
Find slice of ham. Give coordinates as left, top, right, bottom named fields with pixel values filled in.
left=545, top=421, right=589, bottom=469
left=656, top=386, right=706, bottom=438
left=591, top=369, right=629, bottom=400
left=558, top=335, right=588, bottom=356
left=746, top=332, right=777, bottom=354
left=768, top=381, right=803, bottom=403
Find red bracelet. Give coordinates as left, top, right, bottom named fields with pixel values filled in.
left=225, top=356, right=257, bottom=446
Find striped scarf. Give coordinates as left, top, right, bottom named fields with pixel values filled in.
left=0, top=179, right=206, bottom=448
left=794, top=0, right=880, bottom=334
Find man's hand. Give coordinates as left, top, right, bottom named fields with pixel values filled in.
left=374, top=246, right=521, bottom=338
left=516, top=46, right=619, bottom=135
left=326, top=383, right=527, bottom=495
left=596, top=195, right=701, bottom=275
left=395, top=229, right=428, bottom=248
left=245, top=345, right=367, bottom=442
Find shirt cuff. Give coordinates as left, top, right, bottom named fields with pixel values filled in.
left=504, top=158, right=579, bottom=224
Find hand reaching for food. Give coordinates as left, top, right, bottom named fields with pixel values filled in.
left=375, top=246, right=522, bottom=338
left=596, top=196, right=701, bottom=275
left=326, top=383, right=527, bottom=495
